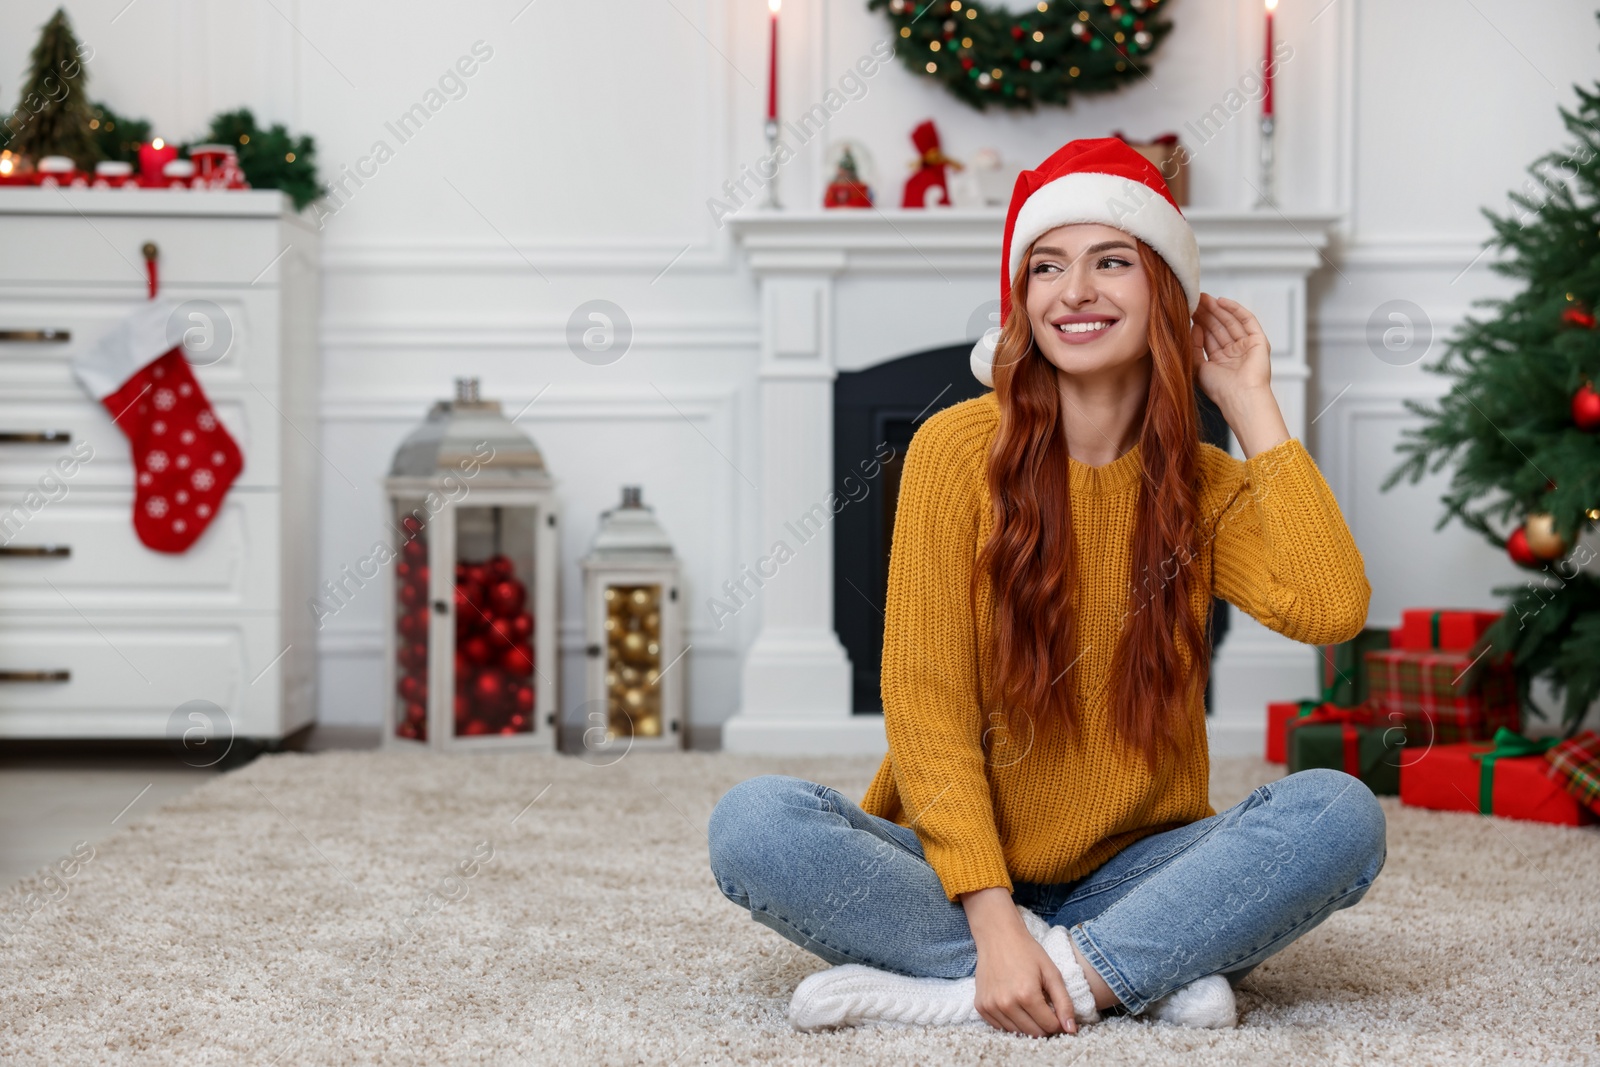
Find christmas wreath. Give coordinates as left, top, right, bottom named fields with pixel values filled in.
left=867, top=0, right=1175, bottom=112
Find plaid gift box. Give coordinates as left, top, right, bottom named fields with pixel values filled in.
left=1394, top=609, right=1501, bottom=652
left=1365, top=647, right=1519, bottom=744
left=1400, top=728, right=1595, bottom=826
left=1316, top=627, right=1391, bottom=707
left=1544, top=730, right=1600, bottom=818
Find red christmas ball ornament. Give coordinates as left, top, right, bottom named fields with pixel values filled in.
left=499, top=725, right=518, bottom=735
left=398, top=608, right=427, bottom=640
left=401, top=515, right=426, bottom=537
left=398, top=581, right=424, bottom=608
left=489, top=617, right=516, bottom=648
left=489, top=554, right=515, bottom=580
left=466, top=562, right=490, bottom=586
left=514, top=684, right=534, bottom=713
left=1506, top=526, right=1539, bottom=567
left=508, top=714, right=527, bottom=732
left=463, top=635, right=493, bottom=666
left=489, top=579, right=526, bottom=617
left=1572, top=381, right=1600, bottom=431
left=399, top=675, right=426, bottom=702
left=473, top=669, right=506, bottom=704
left=1561, top=307, right=1597, bottom=329
left=402, top=539, right=427, bottom=564
left=397, top=721, right=418, bottom=740
left=405, top=700, right=426, bottom=726
left=500, top=643, right=534, bottom=676
left=463, top=718, right=490, bottom=736
left=397, top=561, right=413, bottom=582
left=512, top=612, right=533, bottom=641
left=454, top=582, right=486, bottom=622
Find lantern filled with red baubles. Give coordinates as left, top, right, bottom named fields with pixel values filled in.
left=383, top=378, right=559, bottom=751
left=581, top=486, right=686, bottom=753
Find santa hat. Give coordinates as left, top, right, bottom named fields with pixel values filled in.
left=970, top=137, right=1200, bottom=387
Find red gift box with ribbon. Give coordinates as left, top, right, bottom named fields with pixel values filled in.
left=1364, top=646, right=1519, bottom=745
left=1399, top=728, right=1596, bottom=825
left=1394, top=608, right=1501, bottom=652
left=1266, top=699, right=1318, bottom=764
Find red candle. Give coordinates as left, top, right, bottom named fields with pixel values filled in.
left=767, top=0, right=781, bottom=121
left=1263, top=0, right=1276, bottom=118
left=138, top=138, right=177, bottom=184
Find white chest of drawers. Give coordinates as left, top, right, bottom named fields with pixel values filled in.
left=0, top=189, right=319, bottom=744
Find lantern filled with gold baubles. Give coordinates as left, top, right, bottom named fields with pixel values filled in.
left=580, top=487, right=686, bottom=751
left=383, top=378, right=560, bottom=752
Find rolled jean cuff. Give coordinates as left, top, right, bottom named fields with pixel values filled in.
left=1067, top=922, right=1148, bottom=1015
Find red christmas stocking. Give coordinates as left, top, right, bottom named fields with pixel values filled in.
left=72, top=300, right=244, bottom=553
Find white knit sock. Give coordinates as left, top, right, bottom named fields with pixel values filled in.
left=788, top=964, right=986, bottom=1031
left=1015, top=906, right=1101, bottom=1025
left=1140, top=974, right=1238, bottom=1029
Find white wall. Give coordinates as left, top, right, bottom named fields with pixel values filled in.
left=3, top=0, right=1597, bottom=734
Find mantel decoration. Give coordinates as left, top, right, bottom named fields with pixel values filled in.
left=384, top=378, right=560, bottom=752
left=581, top=487, right=687, bottom=752
left=866, top=0, right=1175, bottom=111
left=0, top=8, right=321, bottom=207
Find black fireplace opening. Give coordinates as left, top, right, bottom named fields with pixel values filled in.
left=832, top=342, right=1233, bottom=715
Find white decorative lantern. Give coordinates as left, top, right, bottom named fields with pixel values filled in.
left=383, top=378, right=559, bottom=751
left=580, top=487, right=686, bottom=752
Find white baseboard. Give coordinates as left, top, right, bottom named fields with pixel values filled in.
left=720, top=713, right=887, bottom=755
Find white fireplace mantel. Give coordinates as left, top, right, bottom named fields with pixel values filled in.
left=722, top=207, right=1342, bottom=756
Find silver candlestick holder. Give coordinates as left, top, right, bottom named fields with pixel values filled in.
left=1253, top=115, right=1276, bottom=208
left=762, top=118, right=782, bottom=210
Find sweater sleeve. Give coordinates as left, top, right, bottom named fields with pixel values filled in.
left=1205, top=436, right=1372, bottom=645
left=879, top=415, right=1013, bottom=903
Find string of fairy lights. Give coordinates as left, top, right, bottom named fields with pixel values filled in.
left=869, top=0, right=1172, bottom=110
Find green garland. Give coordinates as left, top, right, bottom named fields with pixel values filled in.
left=867, top=0, right=1175, bottom=112
left=193, top=109, right=322, bottom=211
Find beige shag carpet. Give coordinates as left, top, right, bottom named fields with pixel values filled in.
left=2, top=748, right=1597, bottom=1066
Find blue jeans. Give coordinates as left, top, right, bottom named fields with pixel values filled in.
left=707, top=767, right=1386, bottom=1014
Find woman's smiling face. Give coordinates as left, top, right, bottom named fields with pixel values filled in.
left=1023, top=223, right=1152, bottom=379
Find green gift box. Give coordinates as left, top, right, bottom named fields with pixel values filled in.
left=1285, top=706, right=1403, bottom=795
left=1316, top=627, right=1391, bottom=707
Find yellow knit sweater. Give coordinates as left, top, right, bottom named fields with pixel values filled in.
left=859, top=392, right=1371, bottom=903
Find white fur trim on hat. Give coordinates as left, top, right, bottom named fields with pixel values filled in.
left=1009, top=171, right=1200, bottom=314
left=970, top=328, right=999, bottom=388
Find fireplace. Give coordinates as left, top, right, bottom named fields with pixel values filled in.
left=723, top=208, right=1339, bottom=755
left=832, top=341, right=1236, bottom=716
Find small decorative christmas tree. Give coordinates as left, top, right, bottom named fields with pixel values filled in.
left=6, top=7, right=100, bottom=170
left=1383, top=44, right=1600, bottom=734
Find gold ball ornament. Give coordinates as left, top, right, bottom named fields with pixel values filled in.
left=1523, top=512, right=1569, bottom=561
left=623, top=686, right=645, bottom=710
left=630, top=588, right=651, bottom=608
left=623, top=632, right=645, bottom=655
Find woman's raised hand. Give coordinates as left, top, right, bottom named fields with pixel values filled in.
left=1190, top=292, right=1291, bottom=459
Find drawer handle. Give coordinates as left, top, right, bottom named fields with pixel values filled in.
left=0, top=431, right=71, bottom=444
left=0, top=545, right=69, bottom=558
left=0, top=670, right=70, bottom=683
left=0, top=330, right=70, bottom=343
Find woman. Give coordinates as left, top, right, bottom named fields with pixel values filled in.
left=707, top=139, right=1385, bottom=1037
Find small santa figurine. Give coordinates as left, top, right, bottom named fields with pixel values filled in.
left=902, top=119, right=963, bottom=209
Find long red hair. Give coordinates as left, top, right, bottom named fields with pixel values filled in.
left=973, top=238, right=1209, bottom=772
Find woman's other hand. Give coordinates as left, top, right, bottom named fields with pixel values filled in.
left=960, top=886, right=1076, bottom=1036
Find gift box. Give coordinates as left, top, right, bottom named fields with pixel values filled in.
left=1316, top=627, right=1391, bottom=707
left=1285, top=705, right=1403, bottom=795
left=1394, top=609, right=1501, bottom=652
left=1266, top=699, right=1320, bottom=763
left=1543, top=729, right=1600, bottom=818
left=1399, top=728, right=1595, bottom=826
left=1364, top=647, right=1519, bottom=744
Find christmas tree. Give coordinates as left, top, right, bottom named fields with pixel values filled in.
left=1383, top=56, right=1600, bottom=735
left=5, top=7, right=100, bottom=170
